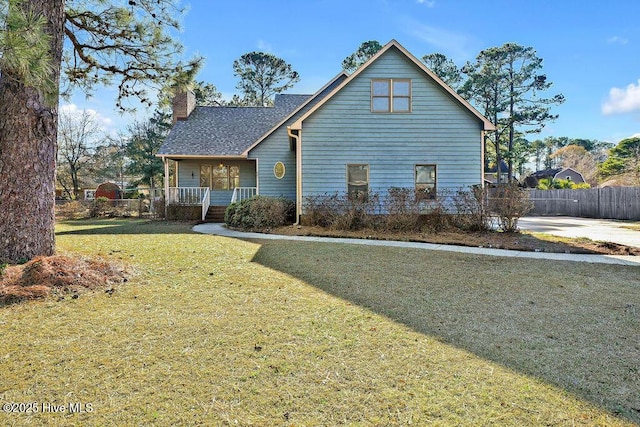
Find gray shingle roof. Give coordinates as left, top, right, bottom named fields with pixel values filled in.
left=159, top=94, right=311, bottom=156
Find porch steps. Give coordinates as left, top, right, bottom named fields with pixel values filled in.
left=204, top=206, right=227, bottom=223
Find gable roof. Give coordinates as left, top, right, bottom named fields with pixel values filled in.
left=158, top=94, right=311, bottom=156
left=484, top=159, right=509, bottom=173
left=158, top=72, right=349, bottom=158
left=531, top=167, right=585, bottom=181
left=555, top=167, right=585, bottom=180
left=531, top=168, right=563, bottom=178
left=158, top=94, right=312, bottom=157
left=290, top=39, right=495, bottom=131
left=243, top=71, right=348, bottom=156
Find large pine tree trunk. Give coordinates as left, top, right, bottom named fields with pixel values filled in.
left=0, top=0, right=65, bottom=263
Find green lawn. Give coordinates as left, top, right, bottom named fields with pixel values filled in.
left=1, top=219, right=638, bottom=426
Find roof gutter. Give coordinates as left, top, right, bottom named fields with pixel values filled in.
left=154, top=154, right=248, bottom=160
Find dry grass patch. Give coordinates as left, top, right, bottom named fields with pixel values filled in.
left=0, top=219, right=637, bottom=426
left=621, top=224, right=640, bottom=232
left=251, top=240, right=640, bottom=424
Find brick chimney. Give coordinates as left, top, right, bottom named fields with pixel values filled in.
left=172, top=90, right=196, bottom=124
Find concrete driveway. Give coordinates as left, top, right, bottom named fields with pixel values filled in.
left=518, top=216, right=640, bottom=248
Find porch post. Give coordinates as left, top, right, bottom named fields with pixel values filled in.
left=163, top=157, right=170, bottom=218
left=255, top=158, right=259, bottom=195
left=480, top=130, right=486, bottom=188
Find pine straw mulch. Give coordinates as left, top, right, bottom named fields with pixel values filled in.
left=0, top=255, right=128, bottom=305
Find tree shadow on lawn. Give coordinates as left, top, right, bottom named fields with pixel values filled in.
left=250, top=239, right=640, bottom=424
left=55, top=219, right=197, bottom=236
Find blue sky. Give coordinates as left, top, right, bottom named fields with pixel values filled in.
left=70, top=0, right=640, bottom=144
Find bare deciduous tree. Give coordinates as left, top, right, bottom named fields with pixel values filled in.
left=57, top=107, right=102, bottom=199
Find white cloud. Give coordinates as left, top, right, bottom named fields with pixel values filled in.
left=256, top=39, right=273, bottom=52
left=607, top=36, right=629, bottom=45
left=602, top=79, right=640, bottom=115
left=60, top=103, right=114, bottom=130
left=401, top=17, right=475, bottom=62
left=417, top=0, right=436, bottom=7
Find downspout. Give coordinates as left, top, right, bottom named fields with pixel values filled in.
left=287, top=127, right=301, bottom=225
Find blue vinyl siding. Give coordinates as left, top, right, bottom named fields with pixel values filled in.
left=248, top=74, right=348, bottom=201
left=300, top=47, right=483, bottom=202
left=248, top=127, right=297, bottom=200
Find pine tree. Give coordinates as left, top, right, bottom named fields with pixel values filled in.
left=0, top=0, right=200, bottom=262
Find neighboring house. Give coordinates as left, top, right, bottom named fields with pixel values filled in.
left=524, top=167, right=586, bottom=188
left=158, top=40, right=495, bottom=221
left=483, top=160, right=509, bottom=184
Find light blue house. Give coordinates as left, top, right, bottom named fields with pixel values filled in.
left=158, top=40, right=494, bottom=221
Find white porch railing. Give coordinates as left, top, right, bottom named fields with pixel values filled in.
left=230, top=187, right=257, bottom=204
left=201, top=188, right=210, bottom=221
left=168, top=187, right=208, bottom=205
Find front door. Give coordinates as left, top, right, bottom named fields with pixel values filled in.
left=200, top=164, right=240, bottom=190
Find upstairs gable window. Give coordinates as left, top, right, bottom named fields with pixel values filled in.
left=371, top=79, right=411, bottom=113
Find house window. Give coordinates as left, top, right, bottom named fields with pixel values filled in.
left=347, top=164, right=369, bottom=198
left=415, top=165, right=436, bottom=200
left=371, top=79, right=411, bottom=113
left=274, top=162, right=286, bottom=179
left=200, top=164, right=240, bottom=190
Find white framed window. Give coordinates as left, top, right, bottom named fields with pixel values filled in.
left=200, top=164, right=240, bottom=190
left=415, top=164, right=436, bottom=200
left=347, top=164, right=369, bottom=198
left=274, top=162, right=286, bottom=179
left=371, top=79, right=411, bottom=113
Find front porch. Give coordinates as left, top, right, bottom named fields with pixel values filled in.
left=167, top=186, right=257, bottom=221
left=162, top=157, right=258, bottom=221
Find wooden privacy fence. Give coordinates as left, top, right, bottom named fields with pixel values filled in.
left=527, top=187, right=640, bottom=220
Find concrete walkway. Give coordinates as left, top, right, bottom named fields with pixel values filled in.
left=519, top=216, right=640, bottom=248
left=193, top=223, right=640, bottom=267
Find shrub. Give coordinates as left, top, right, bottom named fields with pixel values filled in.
left=166, top=204, right=200, bottom=221
left=225, top=196, right=295, bottom=230
left=89, top=197, right=112, bottom=218
left=303, top=186, right=531, bottom=234
left=333, top=191, right=380, bottom=231
left=303, top=193, right=339, bottom=228
left=88, top=197, right=135, bottom=218
left=421, top=206, right=453, bottom=233
left=573, top=182, right=591, bottom=189
left=536, top=177, right=591, bottom=190
left=383, top=188, right=421, bottom=232
left=152, top=197, right=166, bottom=219
left=303, top=191, right=381, bottom=231
left=304, top=188, right=458, bottom=232
left=488, top=183, right=533, bottom=232
left=56, top=200, right=89, bottom=219
left=451, top=185, right=491, bottom=231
